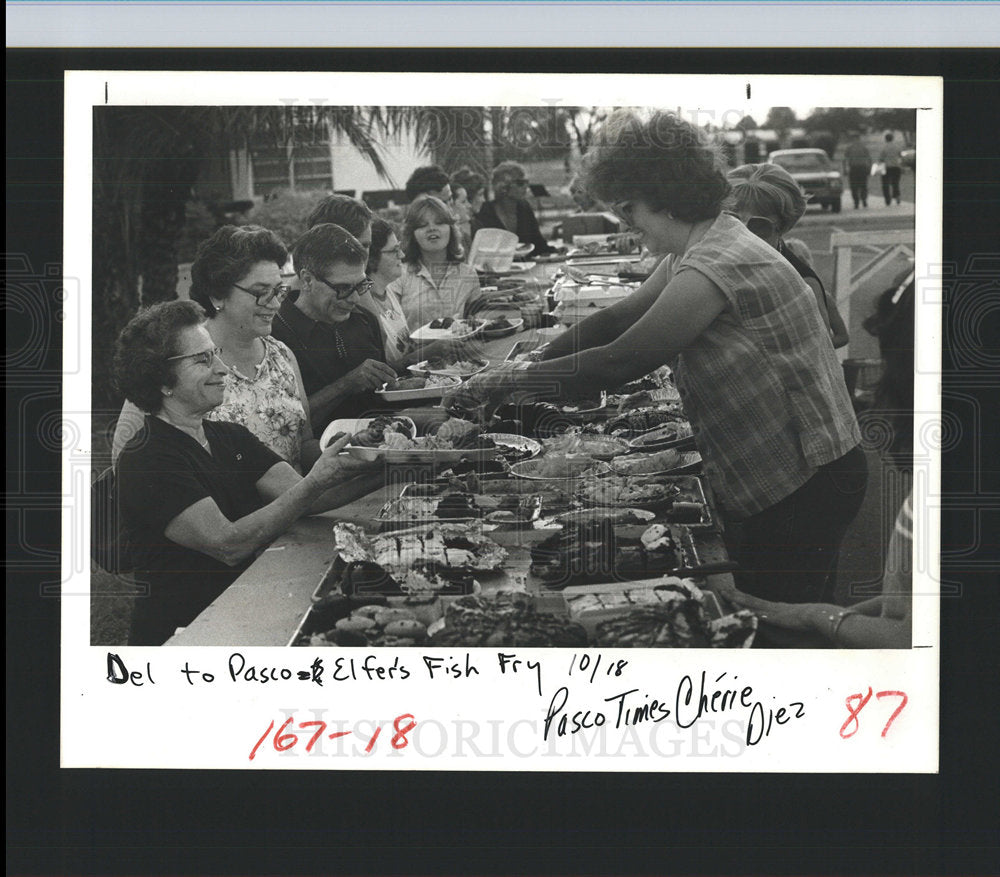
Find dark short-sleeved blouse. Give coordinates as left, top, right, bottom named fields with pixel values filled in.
left=117, top=416, right=282, bottom=645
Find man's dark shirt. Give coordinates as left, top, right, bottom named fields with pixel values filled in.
left=272, top=300, right=388, bottom=427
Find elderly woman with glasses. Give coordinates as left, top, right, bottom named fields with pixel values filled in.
left=726, top=163, right=849, bottom=348
left=114, top=299, right=381, bottom=646
left=448, top=110, right=866, bottom=606
left=113, top=225, right=319, bottom=473
left=475, top=161, right=558, bottom=257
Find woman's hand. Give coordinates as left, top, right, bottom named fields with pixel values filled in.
left=441, top=361, right=522, bottom=412
left=305, top=432, right=377, bottom=489
left=713, top=577, right=829, bottom=635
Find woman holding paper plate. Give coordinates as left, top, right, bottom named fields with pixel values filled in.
left=114, top=299, right=381, bottom=645
left=446, top=109, right=866, bottom=607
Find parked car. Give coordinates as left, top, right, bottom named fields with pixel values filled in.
left=767, top=148, right=844, bottom=213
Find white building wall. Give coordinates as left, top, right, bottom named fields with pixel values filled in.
left=330, top=128, right=429, bottom=196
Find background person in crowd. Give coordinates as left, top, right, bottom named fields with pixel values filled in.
left=476, top=161, right=559, bottom=257
left=842, top=130, right=873, bottom=209
left=358, top=217, right=469, bottom=368
left=568, top=172, right=598, bottom=212
left=271, top=224, right=396, bottom=430
left=306, top=193, right=375, bottom=250
left=878, top=132, right=904, bottom=206
left=448, top=109, right=865, bottom=605
left=715, top=274, right=916, bottom=647
left=388, top=195, right=483, bottom=328
left=452, top=166, right=488, bottom=245
left=404, top=165, right=452, bottom=205
left=112, top=225, right=319, bottom=473
left=726, top=163, right=849, bottom=348
left=114, top=300, right=380, bottom=645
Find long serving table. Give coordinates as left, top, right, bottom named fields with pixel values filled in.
left=166, top=263, right=737, bottom=647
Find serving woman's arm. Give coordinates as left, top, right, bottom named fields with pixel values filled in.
left=161, top=434, right=373, bottom=566
left=521, top=268, right=728, bottom=397
left=540, top=254, right=676, bottom=361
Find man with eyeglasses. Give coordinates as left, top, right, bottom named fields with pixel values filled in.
left=475, top=161, right=560, bottom=257
left=272, top=223, right=397, bottom=430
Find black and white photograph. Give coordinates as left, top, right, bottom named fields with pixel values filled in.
left=7, top=38, right=999, bottom=877
left=85, top=79, right=924, bottom=653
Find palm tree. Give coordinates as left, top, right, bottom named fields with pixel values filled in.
left=92, top=105, right=423, bottom=408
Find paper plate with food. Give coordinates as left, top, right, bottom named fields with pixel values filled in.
left=409, top=316, right=485, bottom=341
left=483, top=432, right=542, bottom=462
left=626, top=421, right=696, bottom=452
left=320, top=415, right=416, bottom=451
left=576, top=474, right=711, bottom=524
left=408, top=356, right=489, bottom=379
left=375, top=373, right=461, bottom=402
left=347, top=416, right=498, bottom=463
left=541, top=432, right=629, bottom=461
left=510, top=456, right=611, bottom=482
left=608, top=448, right=702, bottom=477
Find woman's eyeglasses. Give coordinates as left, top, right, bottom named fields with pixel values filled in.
left=167, top=346, right=223, bottom=367
left=381, top=245, right=403, bottom=257
left=315, top=276, right=375, bottom=300
left=232, top=282, right=294, bottom=307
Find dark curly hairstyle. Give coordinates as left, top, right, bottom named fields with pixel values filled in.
left=401, top=195, right=463, bottom=266
left=306, top=194, right=374, bottom=237
left=292, top=223, right=368, bottom=280
left=115, top=300, right=207, bottom=414
left=188, top=225, right=288, bottom=318
left=366, top=217, right=399, bottom=276
left=404, top=165, right=451, bottom=202
left=582, top=109, right=731, bottom=223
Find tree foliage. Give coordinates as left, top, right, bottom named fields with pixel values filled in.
left=92, top=105, right=424, bottom=408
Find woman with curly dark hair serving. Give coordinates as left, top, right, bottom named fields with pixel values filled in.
left=448, top=110, right=866, bottom=604
left=115, top=300, right=380, bottom=645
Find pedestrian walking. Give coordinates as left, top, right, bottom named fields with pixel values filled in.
left=843, top=131, right=872, bottom=209
left=878, top=132, right=903, bottom=206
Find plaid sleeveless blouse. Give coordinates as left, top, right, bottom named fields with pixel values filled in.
left=672, top=213, right=860, bottom=517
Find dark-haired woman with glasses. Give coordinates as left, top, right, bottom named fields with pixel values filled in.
left=114, top=299, right=380, bottom=645
left=450, top=111, right=865, bottom=607
left=113, top=225, right=319, bottom=472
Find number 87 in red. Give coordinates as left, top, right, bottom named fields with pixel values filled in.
left=840, top=688, right=908, bottom=739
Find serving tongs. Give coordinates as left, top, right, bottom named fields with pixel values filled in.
left=562, top=266, right=624, bottom=286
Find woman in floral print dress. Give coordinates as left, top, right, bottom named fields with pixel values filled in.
left=113, top=226, right=318, bottom=473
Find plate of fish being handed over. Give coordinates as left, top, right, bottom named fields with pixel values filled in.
left=347, top=417, right=498, bottom=463
left=320, top=415, right=416, bottom=451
